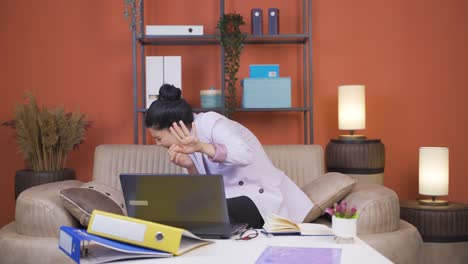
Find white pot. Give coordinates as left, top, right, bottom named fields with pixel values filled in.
left=332, top=215, right=357, bottom=238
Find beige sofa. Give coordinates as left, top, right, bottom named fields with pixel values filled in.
left=0, top=144, right=422, bottom=264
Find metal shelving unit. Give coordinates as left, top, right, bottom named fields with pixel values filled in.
left=131, top=0, right=313, bottom=145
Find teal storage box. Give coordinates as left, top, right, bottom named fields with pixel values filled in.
left=249, top=64, right=280, bottom=78
left=242, top=77, right=291, bottom=108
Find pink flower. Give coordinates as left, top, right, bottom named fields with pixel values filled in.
left=335, top=204, right=342, bottom=213
left=325, top=201, right=358, bottom=219
left=325, top=207, right=335, bottom=216
left=341, top=202, right=347, bottom=212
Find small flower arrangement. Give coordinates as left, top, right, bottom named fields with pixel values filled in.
left=325, top=201, right=358, bottom=219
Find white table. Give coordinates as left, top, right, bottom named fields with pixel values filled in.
left=117, top=234, right=392, bottom=264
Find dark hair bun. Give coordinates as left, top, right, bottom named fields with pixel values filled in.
left=159, top=84, right=181, bottom=101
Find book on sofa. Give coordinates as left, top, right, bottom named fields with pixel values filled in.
left=59, top=226, right=173, bottom=264
left=263, top=214, right=333, bottom=236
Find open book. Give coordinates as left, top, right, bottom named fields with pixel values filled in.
left=263, top=214, right=333, bottom=236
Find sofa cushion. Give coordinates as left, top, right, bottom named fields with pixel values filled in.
left=343, top=183, right=400, bottom=234
left=263, top=145, right=325, bottom=188
left=359, top=220, right=423, bottom=264
left=92, top=145, right=185, bottom=190
left=0, top=222, right=74, bottom=264
left=301, top=172, right=357, bottom=222
left=60, top=182, right=126, bottom=227
left=15, top=180, right=82, bottom=237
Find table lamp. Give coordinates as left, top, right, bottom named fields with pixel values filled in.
left=338, top=85, right=366, bottom=140
left=419, top=147, right=449, bottom=206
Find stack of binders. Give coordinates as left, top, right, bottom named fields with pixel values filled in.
left=59, top=210, right=213, bottom=264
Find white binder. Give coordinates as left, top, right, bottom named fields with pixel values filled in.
left=146, top=25, right=204, bottom=36
left=145, top=56, right=182, bottom=109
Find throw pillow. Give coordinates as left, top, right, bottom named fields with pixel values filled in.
left=60, top=181, right=127, bottom=227
left=301, top=172, right=357, bottom=222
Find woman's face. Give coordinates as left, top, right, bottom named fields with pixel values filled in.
left=148, top=127, right=178, bottom=148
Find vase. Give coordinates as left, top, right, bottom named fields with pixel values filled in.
left=332, top=215, right=357, bottom=239
left=15, top=168, right=76, bottom=199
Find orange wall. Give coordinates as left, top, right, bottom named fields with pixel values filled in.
left=1, top=0, right=467, bottom=228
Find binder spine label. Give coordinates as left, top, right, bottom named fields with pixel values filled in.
left=59, top=230, right=73, bottom=255
left=90, top=214, right=146, bottom=242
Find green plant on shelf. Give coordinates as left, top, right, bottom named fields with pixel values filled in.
left=123, top=0, right=143, bottom=37
left=216, top=12, right=246, bottom=117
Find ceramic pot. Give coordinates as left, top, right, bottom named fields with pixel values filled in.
left=332, top=215, right=357, bottom=238
left=15, top=168, right=76, bottom=199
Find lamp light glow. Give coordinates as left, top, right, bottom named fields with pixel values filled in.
left=338, top=85, right=366, bottom=140
left=418, top=147, right=449, bottom=206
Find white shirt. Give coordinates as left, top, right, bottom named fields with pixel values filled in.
left=188, top=112, right=314, bottom=223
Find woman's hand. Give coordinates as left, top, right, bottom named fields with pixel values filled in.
left=170, top=121, right=202, bottom=154
left=168, top=144, right=195, bottom=169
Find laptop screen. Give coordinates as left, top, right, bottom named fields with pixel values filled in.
left=119, top=174, right=230, bottom=226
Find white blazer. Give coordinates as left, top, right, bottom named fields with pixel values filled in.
left=188, top=112, right=314, bottom=223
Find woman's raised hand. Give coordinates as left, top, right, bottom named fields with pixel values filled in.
left=168, top=144, right=195, bottom=169
left=169, top=121, right=201, bottom=154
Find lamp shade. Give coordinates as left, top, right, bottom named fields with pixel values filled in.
left=419, top=147, right=449, bottom=196
left=338, top=85, right=366, bottom=130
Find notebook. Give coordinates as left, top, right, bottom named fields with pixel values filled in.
left=255, top=246, right=342, bottom=264
left=119, top=173, right=246, bottom=239
left=263, top=214, right=334, bottom=236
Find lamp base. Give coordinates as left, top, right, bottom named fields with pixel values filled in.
left=338, top=134, right=367, bottom=140
left=418, top=199, right=449, bottom=206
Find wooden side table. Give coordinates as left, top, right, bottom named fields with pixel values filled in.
left=400, top=200, right=468, bottom=242
left=325, top=138, right=385, bottom=184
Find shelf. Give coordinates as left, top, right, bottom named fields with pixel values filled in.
left=138, top=34, right=309, bottom=46
left=131, top=0, right=313, bottom=145
left=245, top=34, right=309, bottom=44
left=138, top=35, right=219, bottom=45
left=138, top=107, right=310, bottom=113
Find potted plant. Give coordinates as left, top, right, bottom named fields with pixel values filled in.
left=123, top=0, right=143, bottom=36
left=2, top=92, right=90, bottom=199
left=216, top=12, right=246, bottom=117
left=326, top=201, right=358, bottom=242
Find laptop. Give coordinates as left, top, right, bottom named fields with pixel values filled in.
left=119, top=173, right=247, bottom=239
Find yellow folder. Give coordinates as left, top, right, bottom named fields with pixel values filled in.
left=87, top=210, right=213, bottom=256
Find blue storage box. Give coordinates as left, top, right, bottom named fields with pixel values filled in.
left=249, top=64, right=280, bottom=78
left=242, top=77, right=291, bottom=108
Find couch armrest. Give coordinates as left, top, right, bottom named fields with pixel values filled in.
left=15, top=180, right=83, bottom=237
left=343, top=183, right=400, bottom=235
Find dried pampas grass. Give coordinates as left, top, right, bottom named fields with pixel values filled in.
left=3, top=92, right=89, bottom=171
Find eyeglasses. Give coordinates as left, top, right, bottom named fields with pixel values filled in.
left=236, top=228, right=258, bottom=241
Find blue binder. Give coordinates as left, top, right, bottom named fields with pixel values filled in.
left=251, top=8, right=263, bottom=35
left=268, top=8, right=279, bottom=34
left=58, top=226, right=172, bottom=264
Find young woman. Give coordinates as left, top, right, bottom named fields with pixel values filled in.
left=145, top=84, right=314, bottom=228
